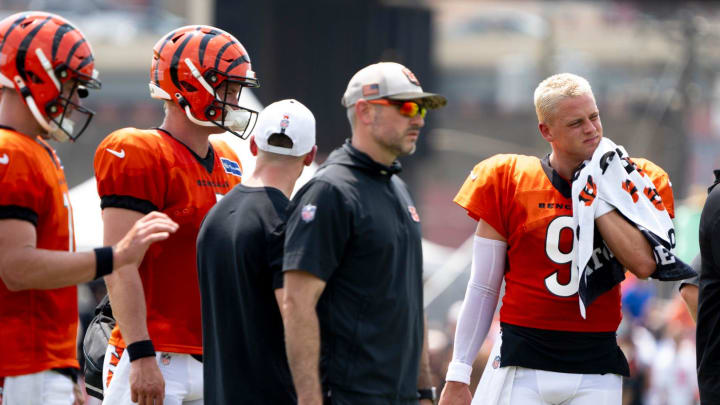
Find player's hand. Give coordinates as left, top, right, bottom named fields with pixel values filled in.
left=438, top=381, right=472, bottom=405
left=419, top=399, right=434, bottom=405
left=72, top=380, right=85, bottom=405
left=114, top=211, right=178, bottom=269
left=129, top=356, right=164, bottom=405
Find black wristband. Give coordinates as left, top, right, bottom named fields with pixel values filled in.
left=127, top=340, right=156, bottom=362
left=418, top=387, right=437, bottom=403
left=93, top=246, right=114, bottom=280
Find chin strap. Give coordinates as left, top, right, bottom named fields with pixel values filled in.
left=12, top=66, right=74, bottom=142
left=183, top=104, right=216, bottom=128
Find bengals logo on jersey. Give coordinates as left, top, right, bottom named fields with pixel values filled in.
left=622, top=179, right=639, bottom=203
left=578, top=175, right=597, bottom=206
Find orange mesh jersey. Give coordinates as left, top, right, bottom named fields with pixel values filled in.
left=0, top=128, right=78, bottom=377
left=94, top=128, right=242, bottom=354
left=454, top=154, right=674, bottom=332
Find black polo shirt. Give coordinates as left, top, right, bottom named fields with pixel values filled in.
left=698, top=170, right=720, bottom=404
left=283, top=141, right=424, bottom=404
left=197, top=184, right=295, bottom=404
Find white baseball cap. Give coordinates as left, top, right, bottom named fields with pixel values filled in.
left=341, top=62, right=447, bottom=109
left=253, top=99, right=315, bottom=156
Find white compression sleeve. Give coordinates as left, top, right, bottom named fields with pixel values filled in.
left=445, top=235, right=507, bottom=385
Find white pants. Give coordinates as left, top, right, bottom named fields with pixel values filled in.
left=473, top=336, right=623, bottom=405
left=102, top=344, right=203, bottom=405
left=2, top=370, right=74, bottom=405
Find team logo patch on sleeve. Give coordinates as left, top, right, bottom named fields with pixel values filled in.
left=220, top=158, right=242, bottom=177
left=301, top=204, right=317, bottom=222
left=408, top=206, right=420, bottom=222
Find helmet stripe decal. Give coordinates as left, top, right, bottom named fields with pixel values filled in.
left=51, top=23, right=74, bottom=60
left=198, top=29, right=221, bottom=66
left=153, top=29, right=180, bottom=85
left=224, top=55, right=250, bottom=75
left=16, top=15, right=52, bottom=82
left=213, top=41, right=233, bottom=70
left=170, top=33, right=195, bottom=90
left=76, top=51, right=94, bottom=71
left=64, top=38, right=89, bottom=69
left=0, top=14, right=28, bottom=55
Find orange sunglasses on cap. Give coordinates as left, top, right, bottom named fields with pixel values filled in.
left=366, top=99, right=427, bottom=118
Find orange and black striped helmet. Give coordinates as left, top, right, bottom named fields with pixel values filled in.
left=0, top=11, right=100, bottom=142
left=149, top=25, right=260, bottom=139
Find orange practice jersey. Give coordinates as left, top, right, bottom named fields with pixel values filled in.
left=94, top=128, right=242, bottom=354
left=454, top=154, right=674, bottom=333
left=0, top=129, right=78, bottom=377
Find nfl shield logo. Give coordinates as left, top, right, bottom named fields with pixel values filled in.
left=301, top=204, right=317, bottom=222
left=280, top=114, right=290, bottom=133
left=492, top=355, right=501, bottom=369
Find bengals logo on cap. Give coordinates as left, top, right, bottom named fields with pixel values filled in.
left=402, top=68, right=420, bottom=86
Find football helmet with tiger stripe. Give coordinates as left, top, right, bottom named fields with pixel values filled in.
left=149, top=25, right=260, bottom=139
left=0, top=11, right=101, bottom=142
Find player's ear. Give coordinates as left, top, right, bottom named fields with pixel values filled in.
left=538, top=122, right=553, bottom=142
left=303, top=145, right=317, bottom=166
left=355, top=99, right=374, bottom=125
left=249, top=135, right=258, bottom=157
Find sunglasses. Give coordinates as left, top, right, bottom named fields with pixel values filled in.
left=366, top=99, right=427, bottom=118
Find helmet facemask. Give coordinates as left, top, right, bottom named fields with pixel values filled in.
left=180, top=58, right=259, bottom=139
left=45, top=69, right=100, bottom=142
left=206, top=70, right=259, bottom=138
left=18, top=48, right=101, bottom=142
